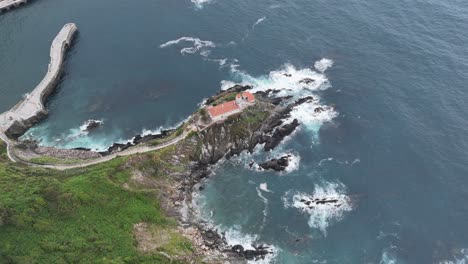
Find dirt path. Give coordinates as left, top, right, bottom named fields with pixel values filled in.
left=26, top=131, right=190, bottom=170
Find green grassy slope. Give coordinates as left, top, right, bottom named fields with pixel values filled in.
left=0, top=143, right=192, bottom=264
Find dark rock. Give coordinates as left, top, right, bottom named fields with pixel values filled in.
left=232, top=245, right=244, bottom=253
left=314, top=107, right=325, bottom=113
left=299, top=78, right=315, bottom=85
left=83, top=120, right=102, bottom=131
left=283, top=73, right=292, bottom=77
left=72, top=147, right=92, bottom=151
left=264, top=119, right=300, bottom=151
left=259, top=155, right=290, bottom=171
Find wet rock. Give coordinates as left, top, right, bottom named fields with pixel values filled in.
left=314, top=107, right=325, bottom=113
left=232, top=245, right=244, bottom=253
left=264, top=119, right=300, bottom=151
left=81, top=119, right=102, bottom=132
left=259, top=155, right=290, bottom=171
left=299, top=78, right=315, bottom=84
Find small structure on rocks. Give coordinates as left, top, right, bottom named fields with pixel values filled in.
left=206, top=91, right=255, bottom=122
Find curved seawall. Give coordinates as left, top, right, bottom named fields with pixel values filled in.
left=0, top=0, right=27, bottom=13
left=0, top=23, right=77, bottom=140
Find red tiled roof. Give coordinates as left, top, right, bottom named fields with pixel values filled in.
left=242, top=91, right=255, bottom=102
left=207, top=101, right=240, bottom=117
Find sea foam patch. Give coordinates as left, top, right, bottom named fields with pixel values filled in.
left=160, top=37, right=216, bottom=56
left=190, top=0, right=212, bottom=9
left=314, top=58, right=334, bottom=73
left=439, top=248, right=468, bottom=264
left=283, top=181, right=352, bottom=236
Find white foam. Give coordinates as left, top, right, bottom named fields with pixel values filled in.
left=256, top=187, right=269, bottom=230
left=259, top=183, right=272, bottom=193
left=228, top=63, right=331, bottom=97
left=285, top=153, right=301, bottom=172
left=318, top=157, right=334, bottom=166
left=314, top=58, right=334, bottom=73
left=379, top=247, right=400, bottom=264
left=190, top=0, right=212, bottom=9
left=284, top=100, right=338, bottom=135
left=283, top=181, right=352, bottom=236
left=252, top=16, right=267, bottom=29
left=160, top=37, right=216, bottom=55
left=439, top=248, right=468, bottom=264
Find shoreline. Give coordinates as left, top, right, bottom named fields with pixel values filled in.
left=0, top=21, right=330, bottom=262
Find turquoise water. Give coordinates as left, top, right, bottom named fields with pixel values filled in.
left=2, top=0, right=468, bottom=263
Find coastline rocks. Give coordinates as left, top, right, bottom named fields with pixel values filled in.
left=229, top=244, right=271, bottom=261
left=201, top=229, right=225, bottom=248
left=99, top=129, right=175, bottom=155
left=259, top=155, right=291, bottom=171
left=264, top=119, right=299, bottom=152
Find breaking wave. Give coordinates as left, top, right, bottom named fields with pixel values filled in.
left=222, top=226, right=279, bottom=264
left=160, top=37, right=216, bottom=56
left=223, top=60, right=337, bottom=136
left=21, top=124, right=115, bottom=152
left=283, top=181, right=352, bottom=236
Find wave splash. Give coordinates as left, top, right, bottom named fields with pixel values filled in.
left=190, top=0, right=212, bottom=9
left=223, top=60, right=337, bottom=136
left=283, top=181, right=352, bottom=236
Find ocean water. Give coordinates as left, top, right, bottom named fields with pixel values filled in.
left=1, top=0, right=468, bottom=263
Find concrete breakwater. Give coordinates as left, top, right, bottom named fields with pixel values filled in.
left=0, top=0, right=28, bottom=13
left=0, top=23, right=77, bottom=140
left=0, top=23, right=77, bottom=162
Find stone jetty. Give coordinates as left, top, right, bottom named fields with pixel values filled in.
left=0, top=23, right=77, bottom=158
left=0, top=0, right=28, bottom=13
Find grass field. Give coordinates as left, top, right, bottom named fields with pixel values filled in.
left=0, top=142, right=194, bottom=263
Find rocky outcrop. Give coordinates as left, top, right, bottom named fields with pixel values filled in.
left=204, top=85, right=252, bottom=105
left=259, top=155, right=291, bottom=171
left=100, top=129, right=175, bottom=155
left=228, top=244, right=271, bottom=261
left=196, top=96, right=312, bottom=165
left=80, top=119, right=102, bottom=132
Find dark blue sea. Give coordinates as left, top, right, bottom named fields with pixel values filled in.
left=1, top=0, right=468, bottom=262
